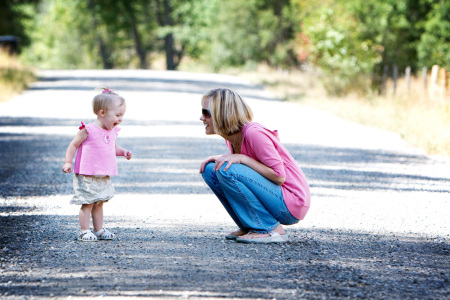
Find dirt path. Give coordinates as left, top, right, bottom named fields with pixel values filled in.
left=0, top=70, right=449, bottom=299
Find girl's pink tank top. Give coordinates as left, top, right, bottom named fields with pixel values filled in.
left=74, top=122, right=120, bottom=176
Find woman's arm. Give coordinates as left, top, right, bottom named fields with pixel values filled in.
left=62, top=128, right=88, bottom=173
left=223, top=126, right=286, bottom=185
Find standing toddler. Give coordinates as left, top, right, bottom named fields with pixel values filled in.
left=62, top=88, right=132, bottom=241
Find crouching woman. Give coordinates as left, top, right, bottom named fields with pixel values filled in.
left=199, top=88, right=311, bottom=243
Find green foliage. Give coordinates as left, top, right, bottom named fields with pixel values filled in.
left=21, top=0, right=159, bottom=69
left=20, top=0, right=93, bottom=68
left=203, top=0, right=301, bottom=71
left=294, top=0, right=444, bottom=95
left=0, top=0, right=39, bottom=47
left=6, top=0, right=450, bottom=93
left=297, top=0, right=382, bottom=95
left=360, top=0, right=431, bottom=84
left=418, top=0, right=450, bottom=70
left=171, top=0, right=219, bottom=60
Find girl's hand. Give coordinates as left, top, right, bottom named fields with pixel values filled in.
left=199, top=155, right=221, bottom=173
left=124, top=150, right=132, bottom=160
left=214, top=154, right=245, bottom=171
left=62, top=163, right=73, bottom=173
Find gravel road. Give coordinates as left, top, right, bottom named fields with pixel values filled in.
left=0, top=70, right=449, bottom=299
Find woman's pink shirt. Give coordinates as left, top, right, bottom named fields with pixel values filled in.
left=226, top=122, right=311, bottom=220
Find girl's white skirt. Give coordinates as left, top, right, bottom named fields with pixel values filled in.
left=70, top=174, right=115, bottom=205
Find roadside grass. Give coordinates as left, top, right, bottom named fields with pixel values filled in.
left=237, top=65, right=450, bottom=158
left=0, top=50, right=36, bottom=103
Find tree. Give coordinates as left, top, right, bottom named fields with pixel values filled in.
left=294, top=0, right=440, bottom=95
left=0, top=0, right=40, bottom=49
left=21, top=0, right=96, bottom=69
left=203, top=0, right=301, bottom=71
left=418, top=0, right=450, bottom=70
left=84, top=0, right=157, bottom=69
left=356, top=0, right=431, bottom=86
left=21, top=0, right=158, bottom=69
left=154, top=0, right=181, bottom=70
left=295, top=0, right=383, bottom=95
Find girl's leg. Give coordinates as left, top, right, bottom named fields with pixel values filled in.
left=202, top=162, right=246, bottom=230
left=79, top=204, right=94, bottom=231
left=91, top=202, right=104, bottom=232
left=215, top=163, right=291, bottom=234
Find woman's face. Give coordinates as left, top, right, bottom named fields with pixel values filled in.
left=200, top=99, right=215, bottom=135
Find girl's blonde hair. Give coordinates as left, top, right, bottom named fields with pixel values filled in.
left=92, top=89, right=125, bottom=114
left=202, top=88, right=253, bottom=136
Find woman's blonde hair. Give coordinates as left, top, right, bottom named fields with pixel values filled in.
left=202, top=88, right=253, bottom=136
left=92, top=88, right=125, bottom=114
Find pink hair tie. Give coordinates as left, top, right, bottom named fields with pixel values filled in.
left=102, top=87, right=114, bottom=94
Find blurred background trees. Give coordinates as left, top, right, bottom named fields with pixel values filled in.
left=1, top=0, right=449, bottom=95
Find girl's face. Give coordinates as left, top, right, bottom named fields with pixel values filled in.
left=98, top=97, right=126, bottom=130
left=200, top=98, right=215, bottom=135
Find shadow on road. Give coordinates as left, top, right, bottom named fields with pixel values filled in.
left=29, top=74, right=279, bottom=101
left=1, top=117, right=449, bottom=198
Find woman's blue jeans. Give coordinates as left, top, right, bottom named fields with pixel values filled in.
left=201, top=162, right=299, bottom=233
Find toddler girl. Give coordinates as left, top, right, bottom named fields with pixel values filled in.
left=62, top=88, right=132, bottom=241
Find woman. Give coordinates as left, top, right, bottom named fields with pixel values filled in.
left=199, top=88, right=311, bottom=243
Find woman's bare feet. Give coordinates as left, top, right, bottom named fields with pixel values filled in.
left=228, top=229, right=248, bottom=236
left=225, top=229, right=248, bottom=240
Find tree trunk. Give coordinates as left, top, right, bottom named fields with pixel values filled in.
left=131, top=23, right=148, bottom=69
left=163, top=0, right=176, bottom=70
left=98, top=39, right=113, bottom=69
left=123, top=1, right=148, bottom=69
left=87, top=0, right=113, bottom=69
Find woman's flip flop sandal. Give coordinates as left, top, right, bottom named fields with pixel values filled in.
left=94, top=228, right=115, bottom=240
left=236, top=231, right=288, bottom=244
left=78, top=230, right=98, bottom=242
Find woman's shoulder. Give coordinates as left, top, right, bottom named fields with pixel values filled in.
left=243, top=122, right=263, bottom=134
left=243, top=122, right=279, bottom=140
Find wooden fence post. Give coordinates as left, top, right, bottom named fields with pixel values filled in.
left=439, top=68, right=448, bottom=100
left=381, top=65, right=389, bottom=95
left=405, top=66, right=411, bottom=94
left=422, top=67, right=428, bottom=91
left=430, top=65, right=439, bottom=101
left=393, top=64, right=398, bottom=95
left=422, top=67, right=428, bottom=100
left=446, top=70, right=449, bottom=99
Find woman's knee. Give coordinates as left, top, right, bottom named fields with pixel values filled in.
left=215, top=163, right=243, bottom=181
left=201, top=162, right=216, bottom=181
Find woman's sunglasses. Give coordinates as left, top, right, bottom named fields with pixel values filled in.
left=202, top=109, right=211, bottom=118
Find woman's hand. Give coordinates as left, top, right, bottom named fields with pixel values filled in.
left=200, top=154, right=285, bottom=185
left=199, top=155, right=221, bottom=173
left=214, top=154, right=245, bottom=171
